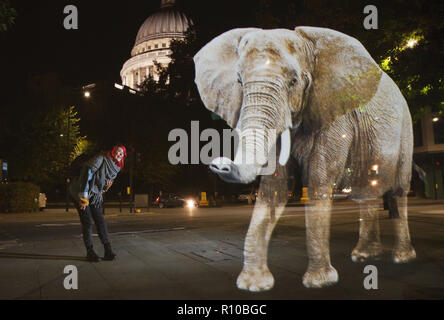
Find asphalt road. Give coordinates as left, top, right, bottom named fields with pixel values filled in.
left=0, top=199, right=444, bottom=300
left=0, top=201, right=374, bottom=243
left=0, top=200, right=441, bottom=243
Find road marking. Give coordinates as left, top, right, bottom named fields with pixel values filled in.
left=0, top=239, right=20, bottom=249
left=110, top=227, right=186, bottom=235
left=419, top=210, right=444, bottom=214
left=76, top=227, right=186, bottom=238
left=36, top=223, right=80, bottom=227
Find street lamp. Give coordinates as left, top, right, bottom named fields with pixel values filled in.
left=65, top=84, right=95, bottom=212
left=406, top=39, right=418, bottom=48
left=114, top=83, right=124, bottom=90
left=65, top=105, right=74, bottom=212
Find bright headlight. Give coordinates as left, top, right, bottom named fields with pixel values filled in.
left=186, top=200, right=195, bottom=208
left=342, top=187, right=352, bottom=194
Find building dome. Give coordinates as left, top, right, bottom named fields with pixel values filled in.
left=134, top=6, right=191, bottom=47
left=120, top=0, right=192, bottom=89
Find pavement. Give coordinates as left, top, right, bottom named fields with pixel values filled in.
left=0, top=198, right=444, bottom=300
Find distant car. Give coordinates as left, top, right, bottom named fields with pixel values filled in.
left=237, top=194, right=249, bottom=201
left=332, top=187, right=352, bottom=200
left=39, top=193, right=47, bottom=211
left=237, top=193, right=256, bottom=203
left=155, top=194, right=198, bottom=208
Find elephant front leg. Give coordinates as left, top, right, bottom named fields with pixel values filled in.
left=351, top=198, right=383, bottom=262
left=237, top=165, right=288, bottom=292
left=303, top=197, right=338, bottom=288
left=237, top=202, right=285, bottom=292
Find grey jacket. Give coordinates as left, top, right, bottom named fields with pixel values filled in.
left=69, top=154, right=120, bottom=206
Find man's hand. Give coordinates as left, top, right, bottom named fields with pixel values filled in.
left=79, top=198, right=89, bottom=210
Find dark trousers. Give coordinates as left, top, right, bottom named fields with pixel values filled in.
left=72, top=198, right=110, bottom=249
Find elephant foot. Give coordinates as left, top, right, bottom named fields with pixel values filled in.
left=236, top=267, right=275, bottom=292
left=393, top=245, right=416, bottom=263
left=302, top=265, right=338, bottom=288
left=351, top=241, right=383, bottom=262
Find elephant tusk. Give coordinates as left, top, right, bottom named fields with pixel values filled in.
left=279, top=128, right=291, bottom=166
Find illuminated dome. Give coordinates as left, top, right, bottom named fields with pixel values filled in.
left=120, top=0, right=192, bottom=89
left=134, top=3, right=191, bottom=46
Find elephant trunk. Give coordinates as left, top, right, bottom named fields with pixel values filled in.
left=211, top=79, right=291, bottom=183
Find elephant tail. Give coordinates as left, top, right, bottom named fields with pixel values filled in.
left=413, top=162, right=426, bottom=182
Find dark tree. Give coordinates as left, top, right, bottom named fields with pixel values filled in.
left=0, top=0, right=16, bottom=32
left=254, top=0, right=443, bottom=120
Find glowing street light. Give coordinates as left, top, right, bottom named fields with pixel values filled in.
left=84, top=91, right=91, bottom=98
left=114, top=83, right=124, bottom=90
left=433, top=117, right=439, bottom=122
left=406, top=38, right=419, bottom=49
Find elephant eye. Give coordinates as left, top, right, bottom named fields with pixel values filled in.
left=290, top=77, right=298, bottom=86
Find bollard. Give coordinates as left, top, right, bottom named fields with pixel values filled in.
left=199, top=192, right=209, bottom=207
left=300, top=187, right=310, bottom=204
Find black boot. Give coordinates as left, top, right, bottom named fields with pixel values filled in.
left=86, top=247, right=101, bottom=262
left=103, top=243, right=116, bottom=261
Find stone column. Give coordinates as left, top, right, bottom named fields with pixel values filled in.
left=422, top=106, right=435, bottom=147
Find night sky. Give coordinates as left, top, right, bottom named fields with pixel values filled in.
left=0, top=1, right=440, bottom=105
left=0, top=0, right=260, bottom=93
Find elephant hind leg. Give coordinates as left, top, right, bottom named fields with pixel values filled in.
left=392, top=128, right=416, bottom=263
left=351, top=197, right=383, bottom=262
left=392, top=193, right=416, bottom=263
left=303, top=197, right=338, bottom=288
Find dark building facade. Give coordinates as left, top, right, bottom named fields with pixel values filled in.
left=413, top=106, right=444, bottom=199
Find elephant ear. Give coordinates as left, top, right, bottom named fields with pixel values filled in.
left=295, top=26, right=383, bottom=130
left=194, top=28, right=260, bottom=128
